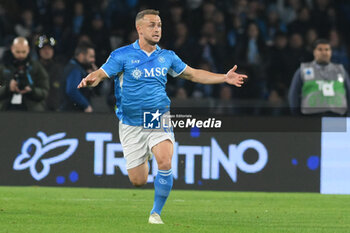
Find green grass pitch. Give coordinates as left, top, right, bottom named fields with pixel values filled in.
left=0, top=186, right=349, bottom=233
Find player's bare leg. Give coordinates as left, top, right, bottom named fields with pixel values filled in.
left=152, top=139, right=173, bottom=170
left=127, top=162, right=148, bottom=187
left=149, top=139, right=173, bottom=224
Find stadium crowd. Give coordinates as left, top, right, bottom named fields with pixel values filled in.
left=0, top=0, right=350, bottom=113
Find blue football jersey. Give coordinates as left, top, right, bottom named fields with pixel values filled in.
left=101, top=40, right=187, bottom=126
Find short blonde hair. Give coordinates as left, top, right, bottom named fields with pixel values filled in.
left=135, top=9, right=160, bottom=25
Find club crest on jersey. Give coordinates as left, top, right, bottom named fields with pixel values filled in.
left=132, top=68, right=142, bottom=79
left=158, top=56, right=165, bottom=63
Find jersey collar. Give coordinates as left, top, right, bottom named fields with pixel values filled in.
left=133, top=40, right=161, bottom=51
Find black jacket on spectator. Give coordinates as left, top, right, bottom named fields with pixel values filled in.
left=40, top=59, right=64, bottom=111
left=0, top=51, right=49, bottom=111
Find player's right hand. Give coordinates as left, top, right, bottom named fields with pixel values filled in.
left=78, top=74, right=98, bottom=88
left=78, top=69, right=107, bottom=88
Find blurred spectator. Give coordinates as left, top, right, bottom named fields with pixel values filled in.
left=50, top=0, right=65, bottom=12
left=305, top=28, right=318, bottom=55
left=126, top=29, right=138, bottom=44
left=288, top=39, right=350, bottom=115
left=105, top=77, right=116, bottom=110
left=186, top=0, right=203, bottom=10
left=0, top=0, right=349, bottom=107
left=329, top=29, right=350, bottom=72
left=167, top=22, right=196, bottom=97
left=235, top=23, right=266, bottom=66
left=287, top=7, right=312, bottom=35
left=36, top=35, right=64, bottom=111
left=189, top=0, right=217, bottom=38
left=170, top=22, right=195, bottom=65
left=202, top=0, right=216, bottom=21
left=276, top=0, right=302, bottom=24
left=14, top=9, right=41, bottom=38
left=71, top=1, right=85, bottom=36
left=212, top=10, right=226, bottom=44
left=220, top=85, right=233, bottom=100
left=175, top=87, right=188, bottom=100
left=0, top=3, right=14, bottom=47
left=32, top=0, right=51, bottom=27
left=169, top=2, right=185, bottom=24
left=234, top=0, right=249, bottom=23
left=45, top=0, right=72, bottom=60
left=245, top=0, right=264, bottom=23
left=103, top=0, right=138, bottom=30
left=227, top=14, right=245, bottom=52
left=260, top=7, right=287, bottom=45
left=198, top=21, right=225, bottom=73
left=76, top=34, right=93, bottom=45
left=192, top=60, right=213, bottom=98
left=61, top=42, right=96, bottom=112
left=235, top=22, right=267, bottom=98
left=163, top=2, right=186, bottom=42
left=215, top=84, right=235, bottom=114
left=86, top=13, right=111, bottom=66
left=267, top=32, right=290, bottom=102
left=311, top=0, right=333, bottom=37
left=0, top=37, right=49, bottom=111
left=287, top=33, right=313, bottom=76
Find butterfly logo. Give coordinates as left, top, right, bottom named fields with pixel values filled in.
left=13, top=132, right=78, bottom=181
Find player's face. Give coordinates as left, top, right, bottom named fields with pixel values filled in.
left=314, top=44, right=332, bottom=64
left=139, top=14, right=162, bottom=45
left=11, top=43, right=30, bottom=61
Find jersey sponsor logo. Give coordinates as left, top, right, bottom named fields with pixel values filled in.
left=13, top=132, right=78, bottom=181
left=144, top=67, right=168, bottom=77
left=132, top=68, right=142, bottom=79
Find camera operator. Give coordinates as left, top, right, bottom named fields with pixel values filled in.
left=0, top=37, right=49, bottom=111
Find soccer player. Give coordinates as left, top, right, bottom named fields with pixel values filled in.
left=78, top=9, right=247, bottom=224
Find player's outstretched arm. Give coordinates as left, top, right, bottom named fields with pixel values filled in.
left=77, top=69, right=108, bottom=89
left=179, top=65, right=247, bottom=87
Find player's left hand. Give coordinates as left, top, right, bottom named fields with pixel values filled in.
left=224, top=65, right=248, bottom=87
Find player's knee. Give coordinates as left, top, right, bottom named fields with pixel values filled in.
left=130, top=177, right=147, bottom=187
left=157, top=156, right=172, bottom=170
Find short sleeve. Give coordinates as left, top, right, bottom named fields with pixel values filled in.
left=101, top=50, right=124, bottom=78
left=168, top=51, right=187, bottom=77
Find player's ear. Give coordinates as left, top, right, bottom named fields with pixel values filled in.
left=136, top=19, right=143, bottom=34
left=136, top=24, right=142, bottom=35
